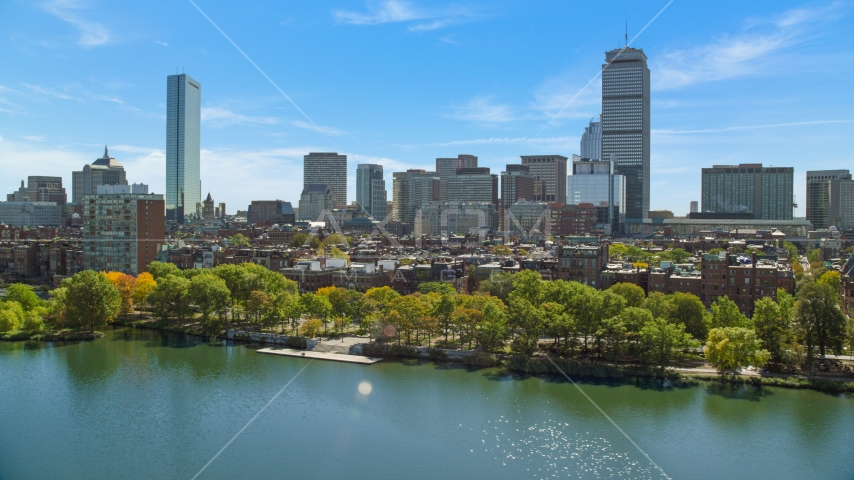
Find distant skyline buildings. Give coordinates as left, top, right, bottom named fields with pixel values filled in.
left=436, top=155, right=478, bottom=201
left=701, top=164, right=794, bottom=220
left=355, top=164, right=387, bottom=220
left=567, top=154, right=625, bottom=234
left=520, top=155, right=567, bottom=203
left=806, top=170, right=854, bottom=230
left=601, top=47, right=650, bottom=223
left=72, top=146, right=127, bottom=203
left=579, top=118, right=601, bottom=161
left=304, top=152, right=347, bottom=208
left=165, top=73, right=202, bottom=224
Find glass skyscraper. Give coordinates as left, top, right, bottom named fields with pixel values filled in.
left=566, top=155, right=625, bottom=234
left=166, top=74, right=201, bottom=224
left=356, top=164, right=387, bottom=220
left=601, top=47, right=650, bottom=223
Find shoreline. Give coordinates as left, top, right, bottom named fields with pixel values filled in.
left=6, top=318, right=853, bottom=394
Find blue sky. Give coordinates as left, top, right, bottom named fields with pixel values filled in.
left=1, top=0, right=852, bottom=215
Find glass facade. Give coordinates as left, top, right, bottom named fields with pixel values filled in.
left=566, top=158, right=625, bottom=234
left=701, top=164, right=794, bottom=220
left=601, top=48, right=649, bottom=222
left=806, top=170, right=851, bottom=229
left=166, top=74, right=201, bottom=224
left=356, top=164, right=387, bottom=220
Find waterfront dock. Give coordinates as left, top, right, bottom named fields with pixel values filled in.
left=257, top=347, right=382, bottom=364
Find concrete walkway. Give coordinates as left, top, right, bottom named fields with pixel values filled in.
left=257, top=347, right=382, bottom=364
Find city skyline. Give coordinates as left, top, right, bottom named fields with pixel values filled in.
left=1, top=1, right=852, bottom=214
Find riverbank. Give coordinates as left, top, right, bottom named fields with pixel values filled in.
left=0, top=330, right=105, bottom=342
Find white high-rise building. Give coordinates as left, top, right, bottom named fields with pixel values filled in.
left=579, top=117, right=601, bottom=161
left=166, top=74, right=201, bottom=224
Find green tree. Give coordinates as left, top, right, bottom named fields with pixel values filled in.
left=188, top=273, right=231, bottom=329
left=477, top=271, right=515, bottom=301
left=418, top=282, right=456, bottom=295
left=795, top=281, right=847, bottom=358
left=146, top=261, right=182, bottom=280
left=667, top=248, right=691, bottom=264
left=365, top=286, right=400, bottom=309
left=710, top=296, right=751, bottom=329
left=246, top=290, right=270, bottom=324
left=229, top=233, right=251, bottom=247
left=782, top=242, right=799, bottom=261
left=22, top=309, right=46, bottom=334
left=817, top=270, right=841, bottom=292
left=608, top=282, right=645, bottom=308
left=291, top=233, right=308, bottom=248
left=301, top=293, right=333, bottom=335
left=669, top=292, right=710, bottom=340
left=642, top=292, right=672, bottom=319
left=148, top=274, right=191, bottom=324
left=5, top=284, right=42, bottom=311
left=0, top=308, right=20, bottom=334
left=63, top=270, right=121, bottom=332
left=752, top=297, right=788, bottom=363
left=641, top=317, right=693, bottom=370
left=705, top=327, right=770, bottom=372
left=596, top=316, right=627, bottom=365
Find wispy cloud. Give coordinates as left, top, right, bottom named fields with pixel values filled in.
left=291, top=120, right=346, bottom=136
left=22, top=135, right=47, bottom=142
left=446, top=96, right=514, bottom=124
left=153, top=40, right=169, bottom=47
left=655, top=2, right=847, bottom=90
left=531, top=73, right=601, bottom=123
left=653, top=119, right=854, bottom=134
left=437, top=135, right=576, bottom=147
left=332, top=0, right=474, bottom=32
left=22, top=83, right=78, bottom=100
left=200, top=106, right=279, bottom=127
left=40, top=0, right=111, bottom=47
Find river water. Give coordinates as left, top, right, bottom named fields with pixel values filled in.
left=0, top=327, right=852, bottom=479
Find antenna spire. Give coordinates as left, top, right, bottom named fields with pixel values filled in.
left=625, top=18, right=628, bottom=47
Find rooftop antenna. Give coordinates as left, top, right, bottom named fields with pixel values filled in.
left=625, top=15, right=628, bottom=47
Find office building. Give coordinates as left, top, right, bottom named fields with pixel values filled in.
left=304, top=152, right=347, bottom=208
left=392, top=170, right=440, bottom=234
left=218, top=202, right=226, bottom=219
left=436, top=154, right=478, bottom=201
left=601, top=47, right=650, bottom=222
left=83, top=184, right=165, bottom=275
left=6, top=180, right=27, bottom=202
left=550, top=203, right=599, bottom=237
left=506, top=201, right=550, bottom=238
left=500, top=164, right=536, bottom=230
left=299, top=185, right=334, bottom=221
left=23, top=176, right=67, bottom=205
left=0, top=202, right=62, bottom=227
left=248, top=200, right=296, bottom=224
left=701, top=164, right=794, bottom=220
left=566, top=155, right=625, bottom=234
left=690, top=201, right=699, bottom=213
left=355, top=164, right=387, bottom=220
left=447, top=167, right=498, bottom=205
left=520, top=155, right=568, bottom=203
left=420, top=201, right=498, bottom=236
left=806, top=170, right=852, bottom=229
left=166, top=73, right=202, bottom=224
left=828, top=177, right=854, bottom=231
left=580, top=117, right=602, bottom=160
left=72, top=146, right=128, bottom=203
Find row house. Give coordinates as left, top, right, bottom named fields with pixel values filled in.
left=556, top=243, right=609, bottom=288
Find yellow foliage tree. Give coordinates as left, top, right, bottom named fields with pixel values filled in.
left=103, top=271, right=137, bottom=315
left=134, top=272, right=157, bottom=308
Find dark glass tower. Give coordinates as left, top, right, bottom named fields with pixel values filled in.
left=601, top=47, right=650, bottom=222
left=166, top=74, right=201, bottom=224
